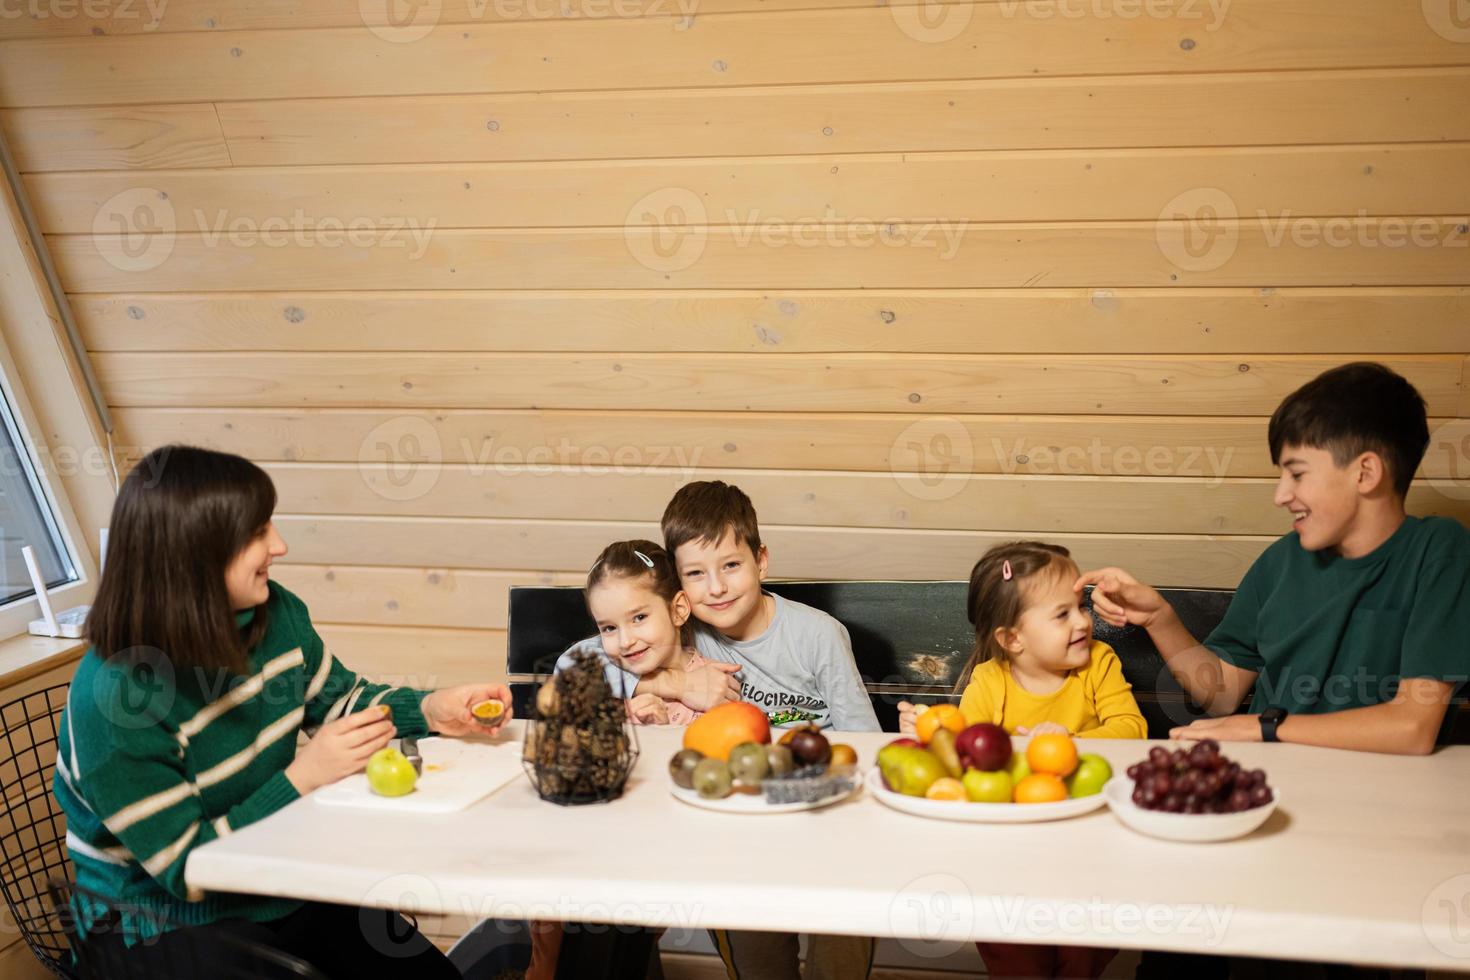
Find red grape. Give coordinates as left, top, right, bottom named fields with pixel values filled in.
left=1127, top=745, right=1274, bottom=813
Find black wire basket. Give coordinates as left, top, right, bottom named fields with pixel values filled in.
left=521, top=649, right=639, bottom=805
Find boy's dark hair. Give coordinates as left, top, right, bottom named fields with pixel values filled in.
left=953, top=541, right=1075, bottom=693
left=1268, top=362, right=1429, bottom=498
left=660, top=481, right=762, bottom=559
left=585, top=540, right=691, bottom=646
left=87, top=445, right=275, bottom=675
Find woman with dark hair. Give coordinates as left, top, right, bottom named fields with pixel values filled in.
left=55, top=444, right=509, bottom=977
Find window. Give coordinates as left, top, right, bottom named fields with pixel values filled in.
left=2, top=381, right=77, bottom=602
left=0, top=368, right=84, bottom=636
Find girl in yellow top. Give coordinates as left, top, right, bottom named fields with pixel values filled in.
left=901, top=540, right=1146, bottom=739
left=956, top=537, right=1147, bottom=739
left=901, top=541, right=1145, bottom=979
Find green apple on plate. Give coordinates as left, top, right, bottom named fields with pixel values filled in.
left=961, top=768, right=1014, bottom=803
left=1066, top=753, right=1112, bottom=798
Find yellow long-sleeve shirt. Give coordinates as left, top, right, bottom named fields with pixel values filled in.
left=957, top=640, right=1147, bottom=739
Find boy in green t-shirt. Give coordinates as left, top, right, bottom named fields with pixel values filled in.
left=1077, top=362, right=1469, bottom=754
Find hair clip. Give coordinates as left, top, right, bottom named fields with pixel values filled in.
left=1002, top=560, right=1013, bottom=581
left=633, top=550, right=655, bottom=568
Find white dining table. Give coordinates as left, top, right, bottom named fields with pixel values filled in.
left=185, top=723, right=1470, bottom=972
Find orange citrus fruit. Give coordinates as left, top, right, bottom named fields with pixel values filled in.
left=915, top=704, right=966, bottom=745
left=1013, top=773, right=1068, bottom=804
left=685, top=702, right=772, bottom=761
left=1025, top=733, right=1078, bottom=777
left=925, top=777, right=967, bottom=801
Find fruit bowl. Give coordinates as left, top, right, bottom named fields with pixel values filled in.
left=1103, top=777, right=1279, bottom=842
left=866, top=769, right=1108, bottom=823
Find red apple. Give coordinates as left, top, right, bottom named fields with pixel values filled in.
left=886, top=737, right=922, bottom=749
left=956, top=723, right=1012, bottom=772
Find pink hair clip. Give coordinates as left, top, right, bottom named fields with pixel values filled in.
left=1002, top=560, right=1013, bottom=581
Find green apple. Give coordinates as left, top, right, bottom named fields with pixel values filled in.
left=366, top=748, right=418, bottom=797
left=1005, top=750, right=1031, bottom=784
left=962, top=768, right=1014, bottom=803
left=1066, top=753, right=1112, bottom=798
left=877, top=743, right=947, bottom=797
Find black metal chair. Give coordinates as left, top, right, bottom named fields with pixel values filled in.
left=0, top=683, right=329, bottom=980
left=0, top=683, right=79, bottom=977
left=48, top=879, right=331, bottom=980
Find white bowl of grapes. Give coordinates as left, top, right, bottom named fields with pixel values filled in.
left=1104, top=740, right=1279, bottom=843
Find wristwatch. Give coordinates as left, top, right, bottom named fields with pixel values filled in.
left=1259, top=707, right=1288, bottom=743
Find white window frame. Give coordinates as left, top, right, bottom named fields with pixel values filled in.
left=0, top=326, right=98, bottom=642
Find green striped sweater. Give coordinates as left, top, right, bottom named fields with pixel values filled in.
left=54, top=580, right=433, bottom=942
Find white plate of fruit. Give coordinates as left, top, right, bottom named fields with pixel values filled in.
left=667, top=704, right=864, bottom=814
left=1104, top=740, right=1280, bottom=842
left=866, top=708, right=1111, bottom=823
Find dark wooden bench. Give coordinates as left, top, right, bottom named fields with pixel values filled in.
left=506, top=583, right=1239, bottom=737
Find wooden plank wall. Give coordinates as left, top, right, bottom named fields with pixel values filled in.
left=3, top=0, right=1469, bottom=701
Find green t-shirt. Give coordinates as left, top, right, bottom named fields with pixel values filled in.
left=1206, top=515, right=1470, bottom=715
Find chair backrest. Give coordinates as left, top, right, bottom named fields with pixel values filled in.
left=48, top=879, right=330, bottom=980
left=0, top=683, right=75, bottom=977
left=505, top=582, right=1237, bottom=736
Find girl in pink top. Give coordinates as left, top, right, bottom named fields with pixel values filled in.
left=528, top=539, right=709, bottom=980
left=586, top=539, right=709, bottom=726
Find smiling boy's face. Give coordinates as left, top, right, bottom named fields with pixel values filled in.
left=672, top=528, right=768, bottom=639
left=1273, top=443, right=1380, bottom=553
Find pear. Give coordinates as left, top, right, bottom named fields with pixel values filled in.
left=928, top=727, right=964, bottom=779
left=876, top=743, right=946, bottom=798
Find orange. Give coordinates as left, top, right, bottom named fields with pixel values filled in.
left=1025, top=733, right=1079, bottom=777
left=1013, top=773, right=1068, bottom=804
left=925, top=777, right=967, bottom=801
left=683, top=702, right=771, bottom=761
left=915, top=704, right=966, bottom=745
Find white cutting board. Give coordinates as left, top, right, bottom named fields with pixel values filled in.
left=312, top=736, right=523, bottom=814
